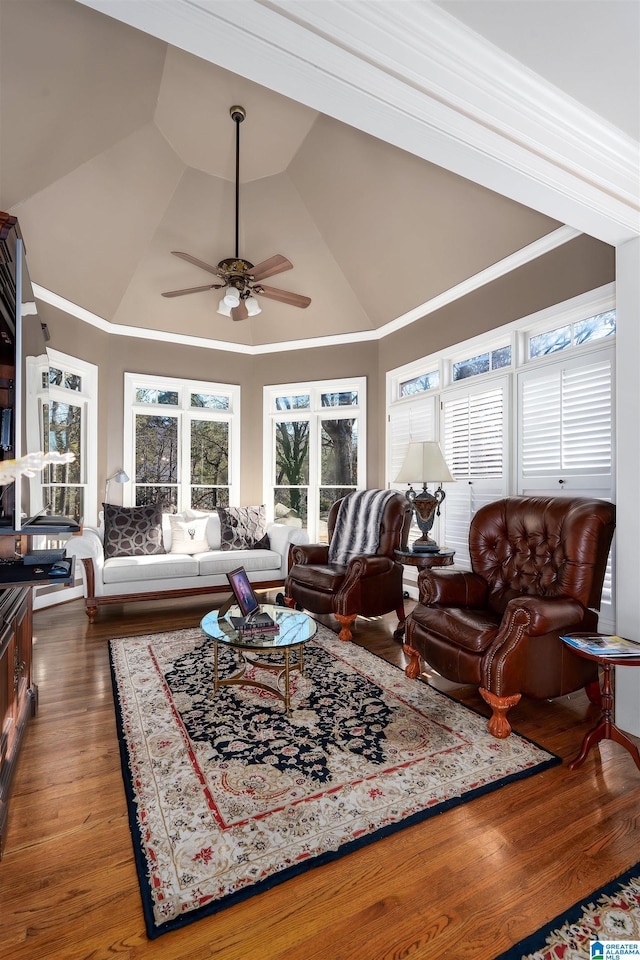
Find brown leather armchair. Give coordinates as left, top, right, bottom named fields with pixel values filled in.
left=285, top=490, right=413, bottom=642
left=404, top=496, right=616, bottom=737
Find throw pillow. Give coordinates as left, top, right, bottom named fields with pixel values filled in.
left=217, top=505, right=270, bottom=551
left=168, top=514, right=209, bottom=555
left=103, top=503, right=165, bottom=559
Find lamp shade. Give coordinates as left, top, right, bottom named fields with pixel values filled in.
left=395, top=441, right=453, bottom=484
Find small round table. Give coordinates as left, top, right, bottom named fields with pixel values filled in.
left=561, top=633, right=640, bottom=772
left=200, top=603, right=317, bottom=714
left=394, top=547, right=455, bottom=569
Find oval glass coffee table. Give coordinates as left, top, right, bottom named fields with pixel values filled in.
left=200, top=604, right=317, bottom=714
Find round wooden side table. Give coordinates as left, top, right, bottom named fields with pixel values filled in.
left=561, top=633, right=640, bottom=772
left=394, top=547, right=455, bottom=569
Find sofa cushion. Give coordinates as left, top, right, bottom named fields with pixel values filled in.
left=217, top=505, right=270, bottom=551
left=103, top=553, right=199, bottom=584
left=103, top=503, right=165, bottom=559
left=197, top=548, right=280, bottom=577
left=168, top=514, right=209, bottom=555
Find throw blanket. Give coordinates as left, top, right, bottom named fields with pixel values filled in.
left=328, top=489, right=396, bottom=565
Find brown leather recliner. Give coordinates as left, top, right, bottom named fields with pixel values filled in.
left=285, top=490, right=413, bottom=642
left=404, top=496, right=616, bottom=738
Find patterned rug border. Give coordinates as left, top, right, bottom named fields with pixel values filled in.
left=493, top=863, right=640, bottom=960
left=108, top=626, right=561, bottom=939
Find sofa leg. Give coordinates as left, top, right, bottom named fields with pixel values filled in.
left=335, top=614, right=356, bottom=642
left=402, top=643, right=422, bottom=680
left=86, top=604, right=97, bottom=624
left=479, top=688, right=521, bottom=739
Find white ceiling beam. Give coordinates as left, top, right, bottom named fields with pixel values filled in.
left=77, top=0, right=639, bottom=246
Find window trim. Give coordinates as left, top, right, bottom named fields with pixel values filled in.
left=263, top=377, right=367, bottom=542
left=123, top=372, right=240, bottom=510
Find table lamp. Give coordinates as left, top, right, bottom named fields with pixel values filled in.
left=394, top=441, right=453, bottom=552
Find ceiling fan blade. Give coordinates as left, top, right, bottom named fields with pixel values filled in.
left=258, top=285, right=311, bottom=308
left=161, top=283, right=223, bottom=298
left=250, top=255, right=293, bottom=282
left=171, top=251, right=223, bottom=278
left=232, top=300, right=248, bottom=322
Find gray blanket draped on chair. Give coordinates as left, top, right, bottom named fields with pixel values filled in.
left=328, top=489, right=396, bottom=565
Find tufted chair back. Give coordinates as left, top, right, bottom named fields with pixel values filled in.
left=469, top=496, right=615, bottom=617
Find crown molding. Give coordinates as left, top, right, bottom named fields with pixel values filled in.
left=78, top=0, right=639, bottom=246
left=33, top=225, right=579, bottom=354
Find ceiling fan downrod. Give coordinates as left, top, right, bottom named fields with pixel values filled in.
left=230, top=105, right=245, bottom=264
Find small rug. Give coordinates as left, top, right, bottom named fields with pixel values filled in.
left=495, top=864, right=640, bottom=959
left=109, top=624, right=560, bottom=938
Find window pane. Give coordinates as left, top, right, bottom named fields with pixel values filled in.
left=273, top=488, right=307, bottom=527
left=399, top=370, right=439, bottom=397
left=191, top=487, right=228, bottom=510
left=491, top=346, right=511, bottom=370
left=190, top=393, right=230, bottom=410
left=275, top=421, right=309, bottom=484
left=135, top=415, right=178, bottom=483
left=48, top=367, right=63, bottom=386
left=43, top=485, right=84, bottom=521
left=319, top=486, right=355, bottom=542
left=135, top=388, right=179, bottom=405
left=191, top=420, right=228, bottom=485
left=574, top=310, right=616, bottom=346
left=453, top=353, right=490, bottom=381
left=64, top=373, right=82, bottom=391
left=44, top=401, right=82, bottom=483
left=321, top=419, right=357, bottom=484
left=135, top=485, right=177, bottom=510
left=321, top=391, right=358, bottom=407
left=276, top=395, right=310, bottom=411
left=529, top=325, right=571, bottom=358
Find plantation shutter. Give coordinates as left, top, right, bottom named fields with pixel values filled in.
left=388, top=395, right=436, bottom=550
left=518, top=348, right=615, bottom=630
left=518, top=351, right=613, bottom=496
left=440, top=379, right=508, bottom=567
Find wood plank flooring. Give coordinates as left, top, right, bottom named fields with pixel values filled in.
left=2, top=594, right=640, bottom=960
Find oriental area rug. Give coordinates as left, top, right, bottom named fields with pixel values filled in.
left=494, top=864, right=640, bottom=959
left=109, top=624, right=560, bottom=939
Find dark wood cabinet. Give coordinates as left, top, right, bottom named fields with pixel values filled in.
left=0, top=585, right=35, bottom=858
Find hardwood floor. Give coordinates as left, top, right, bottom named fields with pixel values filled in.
left=2, top=594, right=640, bottom=960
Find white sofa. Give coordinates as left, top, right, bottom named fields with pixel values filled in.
left=65, top=512, right=308, bottom=622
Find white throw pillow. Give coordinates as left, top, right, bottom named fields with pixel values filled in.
left=168, top=515, right=209, bottom=555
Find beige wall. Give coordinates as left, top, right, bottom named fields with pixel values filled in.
left=39, top=233, right=614, bottom=513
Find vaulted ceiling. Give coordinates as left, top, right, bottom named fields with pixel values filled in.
left=1, top=0, right=637, bottom=350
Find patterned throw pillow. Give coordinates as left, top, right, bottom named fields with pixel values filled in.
left=168, top=514, right=209, bottom=555
left=103, top=503, right=165, bottom=559
left=217, top=505, right=270, bottom=551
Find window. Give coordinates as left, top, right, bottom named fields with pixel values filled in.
left=264, top=378, right=366, bottom=542
left=27, top=349, right=98, bottom=525
left=124, top=374, right=239, bottom=511
left=452, top=345, right=511, bottom=381
left=528, top=310, right=615, bottom=359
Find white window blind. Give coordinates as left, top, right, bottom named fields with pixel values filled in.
left=440, top=380, right=508, bottom=566
left=518, top=350, right=615, bottom=631
left=521, top=355, right=613, bottom=482
left=388, top=395, right=436, bottom=487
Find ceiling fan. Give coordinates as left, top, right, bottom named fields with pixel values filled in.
left=161, top=105, right=311, bottom=321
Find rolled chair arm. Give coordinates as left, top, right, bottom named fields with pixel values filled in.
left=289, top=543, right=330, bottom=565
left=345, top=555, right=394, bottom=578
left=418, top=568, right=488, bottom=607
left=498, top=595, right=585, bottom=638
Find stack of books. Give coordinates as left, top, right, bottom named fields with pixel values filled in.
left=230, top=611, right=280, bottom=638
left=562, top=634, right=640, bottom=657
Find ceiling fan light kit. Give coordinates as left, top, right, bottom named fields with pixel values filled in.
left=161, top=106, right=311, bottom=321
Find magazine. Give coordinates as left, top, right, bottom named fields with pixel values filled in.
left=562, top=633, right=640, bottom=657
